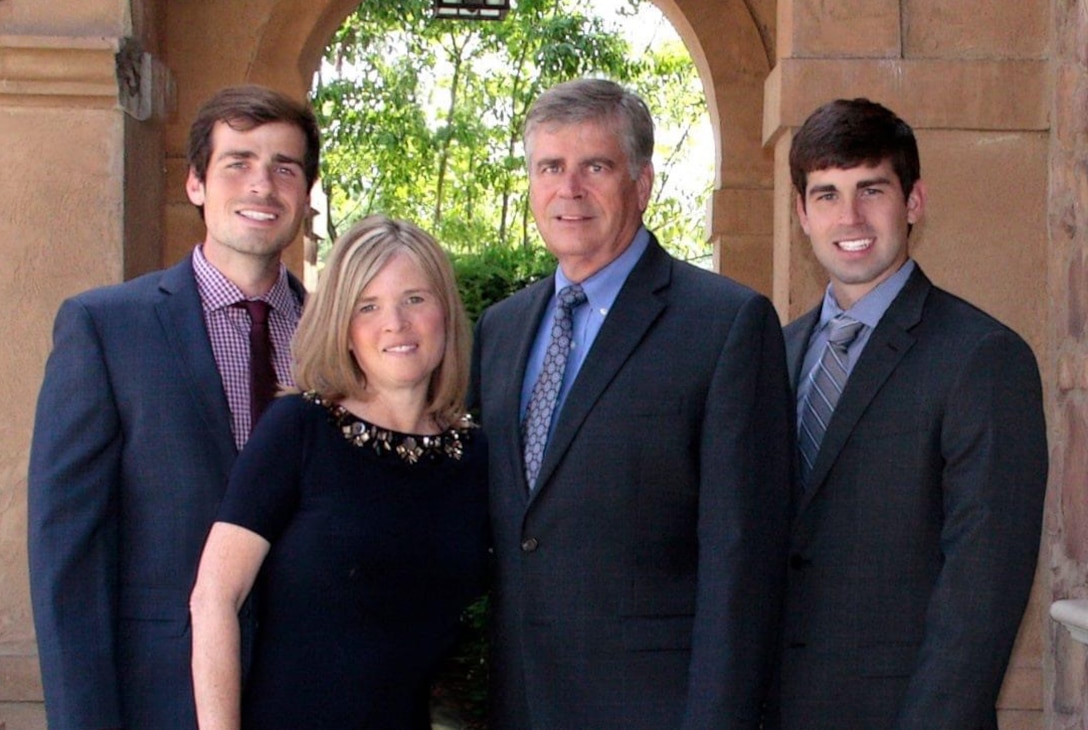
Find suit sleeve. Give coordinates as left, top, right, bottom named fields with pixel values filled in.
left=895, top=329, right=1047, bottom=729
left=467, top=313, right=485, bottom=417
left=683, top=293, right=794, bottom=729
left=28, top=298, right=125, bottom=730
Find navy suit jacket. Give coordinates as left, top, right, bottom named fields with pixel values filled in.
left=471, top=237, right=793, bottom=729
left=768, top=266, right=1047, bottom=730
left=28, top=254, right=304, bottom=730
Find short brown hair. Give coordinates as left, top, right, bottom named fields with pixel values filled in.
left=790, top=98, right=920, bottom=205
left=291, top=215, right=472, bottom=428
left=186, top=85, right=321, bottom=189
left=523, top=78, right=654, bottom=180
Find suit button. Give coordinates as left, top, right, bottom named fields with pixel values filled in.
left=789, top=553, right=808, bottom=569
left=521, top=538, right=539, bottom=552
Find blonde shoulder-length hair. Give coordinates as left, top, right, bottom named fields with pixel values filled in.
left=291, top=215, right=471, bottom=429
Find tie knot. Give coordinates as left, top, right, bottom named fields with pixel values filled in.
left=828, top=316, right=863, bottom=349
left=556, top=284, right=587, bottom=313
left=234, top=299, right=271, bottom=326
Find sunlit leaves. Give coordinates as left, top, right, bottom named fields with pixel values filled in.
left=310, top=0, right=712, bottom=266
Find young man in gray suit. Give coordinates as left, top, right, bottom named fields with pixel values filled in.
left=471, top=77, right=793, bottom=729
left=768, top=98, right=1047, bottom=729
left=28, top=85, right=318, bottom=730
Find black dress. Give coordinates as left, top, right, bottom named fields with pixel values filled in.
left=216, top=392, right=489, bottom=730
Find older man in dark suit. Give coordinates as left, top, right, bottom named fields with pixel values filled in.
left=767, top=98, right=1047, bottom=729
left=471, top=77, right=793, bottom=729
left=27, top=85, right=318, bottom=730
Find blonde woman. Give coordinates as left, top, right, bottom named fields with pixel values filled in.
left=190, top=215, right=488, bottom=729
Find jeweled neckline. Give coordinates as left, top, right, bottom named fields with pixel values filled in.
left=304, top=391, right=469, bottom=463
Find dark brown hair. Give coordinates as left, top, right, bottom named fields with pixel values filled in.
left=186, top=85, right=321, bottom=189
left=790, top=98, right=919, bottom=206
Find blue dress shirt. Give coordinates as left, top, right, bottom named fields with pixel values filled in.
left=519, top=228, right=651, bottom=429
left=796, top=259, right=916, bottom=429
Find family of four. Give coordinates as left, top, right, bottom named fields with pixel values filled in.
left=28, top=77, right=1046, bottom=729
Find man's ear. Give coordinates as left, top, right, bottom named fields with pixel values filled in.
left=636, top=162, right=654, bottom=213
left=906, top=180, right=927, bottom=225
left=796, top=192, right=811, bottom=236
left=185, top=168, right=205, bottom=207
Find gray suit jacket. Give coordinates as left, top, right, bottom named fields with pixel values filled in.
left=28, top=254, right=304, bottom=730
left=768, top=265, right=1047, bottom=730
left=471, top=236, right=793, bottom=730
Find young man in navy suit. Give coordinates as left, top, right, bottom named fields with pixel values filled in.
left=471, top=77, right=793, bottom=730
left=768, top=98, right=1047, bottom=729
left=28, top=85, right=319, bottom=730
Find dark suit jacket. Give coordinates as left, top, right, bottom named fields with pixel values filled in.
left=768, top=265, right=1047, bottom=730
left=27, top=254, right=304, bottom=730
left=471, top=236, right=793, bottom=730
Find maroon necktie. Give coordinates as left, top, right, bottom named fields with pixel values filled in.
left=234, top=299, right=277, bottom=428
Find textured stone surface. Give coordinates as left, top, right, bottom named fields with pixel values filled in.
left=1045, top=0, right=1088, bottom=727
left=905, top=0, right=1048, bottom=58
left=779, top=0, right=901, bottom=58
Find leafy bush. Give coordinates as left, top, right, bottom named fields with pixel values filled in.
left=452, top=245, right=556, bottom=323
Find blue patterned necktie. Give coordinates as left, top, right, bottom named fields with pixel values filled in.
left=522, top=284, right=587, bottom=489
left=798, top=315, right=864, bottom=488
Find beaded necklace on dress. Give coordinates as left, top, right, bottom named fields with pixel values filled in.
left=304, top=391, right=469, bottom=464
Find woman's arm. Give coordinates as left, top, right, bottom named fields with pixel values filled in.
left=190, top=522, right=271, bottom=730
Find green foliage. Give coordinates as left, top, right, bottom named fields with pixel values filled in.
left=431, top=594, right=490, bottom=728
left=452, top=244, right=556, bottom=322
left=310, top=0, right=713, bottom=265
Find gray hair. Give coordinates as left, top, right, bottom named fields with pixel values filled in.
left=523, top=78, right=654, bottom=180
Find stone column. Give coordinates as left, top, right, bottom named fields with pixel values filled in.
left=0, top=1, right=170, bottom=725
left=1, top=35, right=126, bottom=728
left=1045, top=2, right=1088, bottom=727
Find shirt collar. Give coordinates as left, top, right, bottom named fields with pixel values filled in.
left=818, top=258, right=916, bottom=331
left=192, top=244, right=293, bottom=313
left=554, top=227, right=650, bottom=317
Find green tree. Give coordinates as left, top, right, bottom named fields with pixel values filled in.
left=310, top=0, right=712, bottom=265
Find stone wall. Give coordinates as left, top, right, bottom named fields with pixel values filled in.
left=1045, top=1, right=1088, bottom=728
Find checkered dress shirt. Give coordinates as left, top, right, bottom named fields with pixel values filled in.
left=192, top=245, right=302, bottom=449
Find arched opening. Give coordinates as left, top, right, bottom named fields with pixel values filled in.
left=309, top=2, right=715, bottom=274
left=161, top=0, right=779, bottom=295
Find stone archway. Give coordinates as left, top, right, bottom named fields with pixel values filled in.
left=160, top=0, right=780, bottom=294
left=1, top=0, right=1069, bottom=727
left=161, top=2, right=1053, bottom=725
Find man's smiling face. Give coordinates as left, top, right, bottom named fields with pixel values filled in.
left=186, top=120, right=311, bottom=267
left=526, top=118, right=653, bottom=283
left=798, top=158, right=926, bottom=309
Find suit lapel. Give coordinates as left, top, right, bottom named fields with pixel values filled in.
left=530, top=239, right=670, bottom=502
left=798, top=268, right=931, bottom=512
left=155, top=256, right=237, bottom=463
left=497, top=278, right=555, bottom=501
left=785, top=309, right=819, bottom=388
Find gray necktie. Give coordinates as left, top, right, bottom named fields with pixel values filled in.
left=798, top=315, right=864, bottom=488
left=522, top=284, right=587, bottom=489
